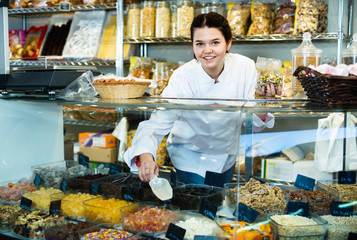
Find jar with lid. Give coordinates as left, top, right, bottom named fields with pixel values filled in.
left=170, top=3, right=178, bottom=38
left=291, top=32, right=322, bottom=95
left=155, top=1, right=170, bottom=38
left=153, top=62, right=170, bottom=96
left=195, top=0, right=210, bottom=16
left=342, top=33, right=357, bottom=65
left=140, top=0, right=156, bottom=38
left=177, top=0, right=195, bottom=37
left=206, top=0, right=225, bottom=17
left=127, top=3, right=141, bottom=39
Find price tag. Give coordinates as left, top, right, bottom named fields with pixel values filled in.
left=90, top=182, right=99, bottom=195
left=338, top=171, right=356, bottom=184
left=294, top=174, right=315, bottom=190
left=59, top=2, right=70, bottom=11
left=121, top=186, right=134, bottom=201
left=199, top=198, right=217, bottom=220
left=194, top=236, right=218, bottom=240
left=348, top=232, right=357, bottom=240
left=78, top=153, right=89, bottom=167
left=332, top=201, right=353, bottom=216
left=234, top=203, right=259, bottom=223
left=50, top=200, right=62, bottom=214
left=109, top=164, right=121, bottom=174
left=20, top=196, right=32, bottom=210
left=170, top=169, right=177, bottom=187
left=60, top=179, right=67, bottom=192
left=165, top=223, right=186, bottom=240
left=34, top=174, right=41, bottom=186
left=204, top=171, right=225, bottom=187
left=287, top=201, right=309, bottom=217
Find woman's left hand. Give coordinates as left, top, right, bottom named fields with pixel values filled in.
left=256, top=83, right=282, bottom=97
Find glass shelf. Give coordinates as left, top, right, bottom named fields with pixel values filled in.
left=124, top=33, right=350, bottom=44
left=63, top=119, right=116, bottom=128
left=9, top=59, right=126, bottom=68
left=8, top=3, right=116, bottom=16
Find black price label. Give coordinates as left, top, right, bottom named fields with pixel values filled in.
left=109, top=164, right=121, bottom=174
left=20, top=196, right=32, bottom=210
left=234, top=203, right=259, bottom=223
left=50, top=200, right=62, bottom=214
left=332, top=201, right=353, bottom=216
left=204, top=171, right=225, bottom=187
left=90, top=182, right=99, bottom=195
left=199, top=198, right=217, bottom=220
left=60, top=179, right=67, bottom=192
left=287, top=201, right=309, bottom=217
left=338, top=171, right=356, bottom=184
left=78, top=153, right=89, bottom=167
left=194, top=236, right=218, bottom=240
left=348, top=232, right=357, bottom=240
left=59, top=2, right=70, bottom=11
left=170, top=169, right=177, bottom=187
left=165, top=223, right=186, bottom=240
left=294, top=174, right=315, bottom=190
left=34, top=174, right=41, bottom=186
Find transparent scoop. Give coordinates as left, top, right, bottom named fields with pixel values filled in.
left=149, top=175, right=173, bottom=201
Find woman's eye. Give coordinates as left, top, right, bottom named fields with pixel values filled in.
left=212, top=41, right=220, bottom=45
left=196, top=43, right=203, bottom=46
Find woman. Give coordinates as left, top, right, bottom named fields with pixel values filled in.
left=124, top=12, right=277, bottom=184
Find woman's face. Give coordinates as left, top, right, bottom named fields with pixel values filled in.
left=192, top=27, right=232, bottom=77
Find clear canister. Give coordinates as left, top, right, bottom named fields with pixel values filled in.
left=127, top=3, right=141, bottom=39
left=170, top=3, right=178, bottom=38
left=154, top=62, right=170, bottom=96
left=206, top=0, right=225, bottom=17
left=155, top=1, right=171, bottom=38
left=291, top=32, right=322, bottom=93
left=342, top=33, right=357, bottom=65
left=140, top=0, right=156, bottom=38
left=195, top=0, right=210, bottom=16
left=177, top=0, right=195, bottom=38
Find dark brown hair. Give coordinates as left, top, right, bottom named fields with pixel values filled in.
left=190, top=12, right=232, bottom=44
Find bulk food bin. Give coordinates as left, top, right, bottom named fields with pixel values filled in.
left=0, top=178, right=37, bottom=203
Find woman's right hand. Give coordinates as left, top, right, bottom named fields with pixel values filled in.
left=138, top=153, right=159, bottom=182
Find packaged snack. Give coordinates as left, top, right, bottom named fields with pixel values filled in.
left=273, top=0, right=296, bottom=34
left=15, top=0, right=35, bottom=8
left=22, top=24, right=48, bottom=58
left=248, top=0, right=275, bottom=35
left=294, top=0, right=328, bottom=34
left=9, top=30, right=27, bottom=59
left=40, top=14, right=73, bottom=56
left=256, top=56, right=283, bottom=95
left=227, top=1, right=251, bottom=36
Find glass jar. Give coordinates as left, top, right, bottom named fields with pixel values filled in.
left=342, top=33, right=357, bottom=65
left=206, top=0, right=225, bottom=17
left=170, top=3, right=178, bottom=38
left=291, top=32, right=322, bottom=94
left=177, top=0, right=195, bottom=37
left=155, top=1, right=171, bottom=38
left=140, top=0, right=156, bottom=38
left=127, top=3, right=141, bottom=39
left=195, top=0, right=210, bottom=16
left=154, top=62, right=170, bottom=96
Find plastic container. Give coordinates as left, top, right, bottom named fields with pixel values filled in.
left=22, top=187, right=64, bottom=211
left=83, top=196, right=132, bottom=225
left=0, top=179, right=37, bottom=203
left=127, top=3, right=141, bottom=39
left=170, top=3, right=178, bottom=38
left=65, top=173, right=117, bottom=193
left=80, top=228, right=135, bottom=239
left=155, top=1, right=170, bottom=38
left=0, top=204, right=23, bottom=231
left=267, top=212, right=328, bottom=240
left=342, top=33, right=357, bottom=65
left=316, top=180, right=357, bottom=203
left=154, top=61, right=170, bottom=96
left=140, top=0, right=156, bottom=38
left=171, top=184, right=224, bottom=210
left=320, top=215, right=357, bottom=240
left=44, top=220, right=99, bottom=240
left=279, top=185, right=337, bottom=215
left=121, top=202, right=179, bottom=236
left=224, top=181, right=287, bottom=216
left=291, top=32, right=322, bottom=93
left=195, top=0, right=210, bottom=16
left=177, top=0, right=195, bottom=37
left=206, top=0, right=225, bottom=17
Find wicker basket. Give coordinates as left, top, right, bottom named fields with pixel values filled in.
left=293, top=66, right=357, bottom=105
left=93, top=82, right=150, bottom=99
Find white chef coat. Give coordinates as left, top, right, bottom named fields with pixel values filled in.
left=124, top=53, right=274, bottom=177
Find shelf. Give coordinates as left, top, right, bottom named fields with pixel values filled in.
left=10, top=59, right=119, bottom=68
left=64, top=119, right=116, bottom=128
left=8, top=3, right=117, bottom=16
left=124, top=33, right=350, bottom=44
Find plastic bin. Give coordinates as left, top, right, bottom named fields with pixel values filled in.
left=0, top=178, right=37, bottom=203
left=44, top=220, right=100, bottom=240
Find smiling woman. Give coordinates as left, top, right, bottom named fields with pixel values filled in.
left=124, top=12, right=276, bottom=185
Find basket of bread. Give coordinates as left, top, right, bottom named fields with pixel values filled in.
left=93, top=76, right=151, bottom=99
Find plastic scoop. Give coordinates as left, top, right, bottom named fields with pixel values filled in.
left=149, top=175, right=173, bottom=201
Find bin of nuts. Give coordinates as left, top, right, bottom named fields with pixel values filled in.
left=140, top=0, right=156, bottom=38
